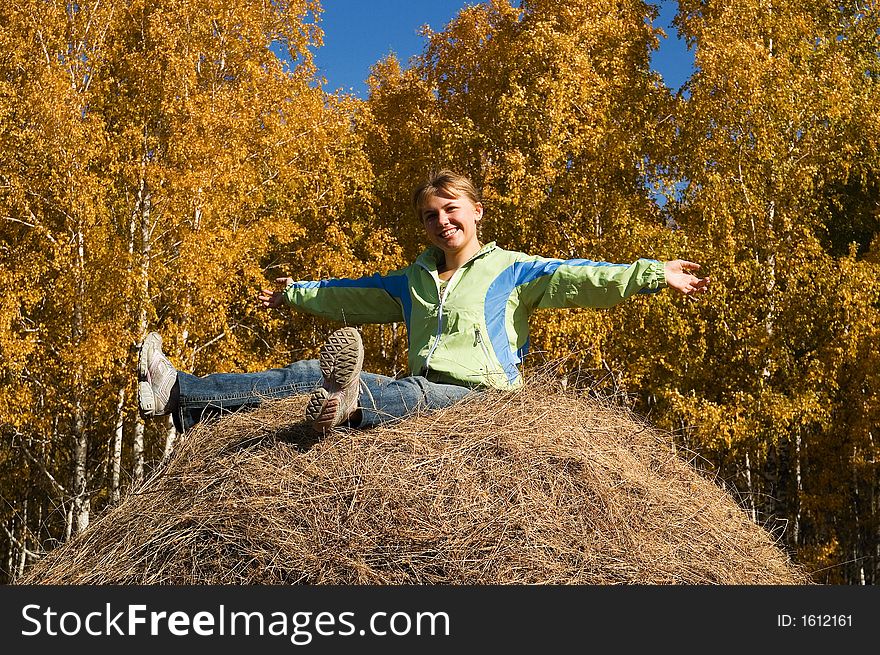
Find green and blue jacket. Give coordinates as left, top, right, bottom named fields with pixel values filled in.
left=283, top=242, right=666, bottom=390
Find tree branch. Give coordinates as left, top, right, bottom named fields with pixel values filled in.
left=0, top=522, right=43, bottom=562
left=18, top=438, right=68, bottom=497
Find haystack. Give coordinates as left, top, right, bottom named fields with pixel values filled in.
left=19, top=376, right=808, bottom=584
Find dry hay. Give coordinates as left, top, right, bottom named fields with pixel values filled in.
left=19, top=375, right=808, bottom=585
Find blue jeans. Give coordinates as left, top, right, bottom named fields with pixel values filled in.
left=173, top=359, right=477, bottom=432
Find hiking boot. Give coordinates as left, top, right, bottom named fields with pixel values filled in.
left=137, top=332, right=178, bottom=418
left=305, top=327, right=364, bottom=432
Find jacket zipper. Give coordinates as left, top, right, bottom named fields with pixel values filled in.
left=422, top=279, right=450, bottom=374
left=418, top=244, right=495, bottom=377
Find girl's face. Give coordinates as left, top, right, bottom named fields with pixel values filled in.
left=420, top=191, right=483, bottom=260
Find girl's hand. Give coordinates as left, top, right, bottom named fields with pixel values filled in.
left=664, top=260, right=710, bottom=296
left=259, top=277, right=293, bottom=309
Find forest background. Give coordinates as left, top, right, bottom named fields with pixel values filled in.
left=1, top=0, right=877, bottom=585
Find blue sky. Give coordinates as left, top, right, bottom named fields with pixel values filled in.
left=312, top=1, right=695, bottom=97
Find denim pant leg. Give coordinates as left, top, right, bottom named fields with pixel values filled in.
left=175, top=359, right=323, bottom=431
left=357, top=374, right=477, bottom=429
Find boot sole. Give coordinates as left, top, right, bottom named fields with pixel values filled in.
left=305, top=327, right=363, bottom=431
left=305, top=388, right=339, bottom=431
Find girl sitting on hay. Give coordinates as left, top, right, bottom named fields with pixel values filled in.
left=137, top=169, right=710, bottom=434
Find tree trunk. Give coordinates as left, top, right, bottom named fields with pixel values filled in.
left=852, top=443, right=864, bottom=585
left=5, top=523, right=12, bottom=582
left=133, top=158, right=152, bottom=487
left=793, top=430, right=802, bottom=546
left=131, top=420, right=145, bottom=490
left=73, top=413, right=90, bottom=534
left=16, top=499, right=28, bottom=580
left=132, top=424, right=145, bottom=488
left=112, top=387, right=125, bottom=503
left=64, top=501, right=74, bottom=542
left=763, top=442, right=778, bottom=521
left=72, top=225, right=90, bottom=534
left=744, top=450, right=757, bottom=523
left=872, top=430, right=879, bottom=585
left=162, top=415, right=177, bottom=461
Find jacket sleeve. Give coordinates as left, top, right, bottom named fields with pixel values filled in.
left=282, top=270, right=409, bottom=324
left=516, top=256, right=667, bottom=311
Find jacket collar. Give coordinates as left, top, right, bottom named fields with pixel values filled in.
left=415, top=241, right=497, bottom=273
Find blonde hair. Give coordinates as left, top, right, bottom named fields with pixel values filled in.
left=411, top=169, right=481, bottom=221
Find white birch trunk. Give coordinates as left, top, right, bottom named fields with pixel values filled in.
left=64, top=501, right=74, bottom=542
left=5, top=528, right=12, bottom=581
left=744, top=451, right=757, bottom=523
left=131, top=419, right=145, bottom=489
left=16, top=500, right=28, bottom=579
left=72, top=225, right=90, bottom=534
left=872, top=430, right=878, bottom=584
left=112, top=387, right=125, bottom=503
left=793, top=431, right=802, bottom=546
left=162, top=415, right=177, bottom=461
left=133, top=161, right=152, bottom=487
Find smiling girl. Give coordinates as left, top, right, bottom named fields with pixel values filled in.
left=138, top=170, right=710, bottom=434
